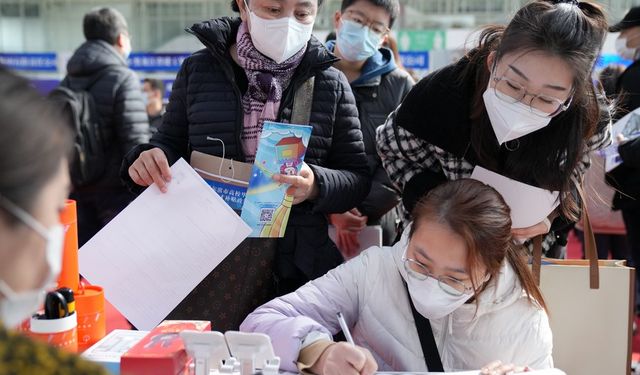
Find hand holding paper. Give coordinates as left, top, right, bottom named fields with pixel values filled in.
left=80, top=159, right=251, bottom=330
left=128, top=148, right=172, bottom=192
left=511, top=220, right=552, bottom=242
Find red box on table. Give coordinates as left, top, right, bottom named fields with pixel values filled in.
left=120, top=320, right=211, bottom=375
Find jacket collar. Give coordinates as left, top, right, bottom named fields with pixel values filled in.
left=394, top=57, right=475, bottom=158
left=66, top=39, right=127, bottom=77
left=187, top=17, right=338, bottom=77
left=325, top=41, right=396, bottom=87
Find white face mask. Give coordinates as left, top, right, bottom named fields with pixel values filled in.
left=616, top=37, right=637, bottom=61
left=0, top=197, right=64, bottom=327
left=483, top=85, right=552, bottom=145
left=121, top=33, right=132, bottom=60
left=406, top=274, right=470, bottom=320
left=244, top=1, right=314, bottom=63
left=402, top=248, right=470, bottom=319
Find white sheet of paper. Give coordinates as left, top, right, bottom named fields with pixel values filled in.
left=79, top=158, right=251, bottom=330
left=470, top=166, right=559, bottom=228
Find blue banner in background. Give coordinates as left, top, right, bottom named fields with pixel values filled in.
left=399, top=51, right=429, bottom=69
left=596, top=54, right=633, bottom=70
left=0, top=53, right=57, bottom=72
left=127, top=53, right=190, bottom=71
left=31, top=79, right=61, bottom=95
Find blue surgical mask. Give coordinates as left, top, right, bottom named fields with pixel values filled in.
left=336, top=19, right=382, bottom=62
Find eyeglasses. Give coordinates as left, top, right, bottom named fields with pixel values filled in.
left=342, top=9, right=390, bottom=37
left=491, top=74, right=573, bottom=118
left=402, top=256, right=477, bottom=297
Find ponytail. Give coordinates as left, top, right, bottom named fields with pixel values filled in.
left=506, top=244, right=548, bottom=312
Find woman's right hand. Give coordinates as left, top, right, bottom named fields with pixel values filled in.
left=310, top=342, right=378, bottom=375
left=128, top=148, right=172, bottom=193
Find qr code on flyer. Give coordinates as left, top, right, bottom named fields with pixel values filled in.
left=259, top=208, right=275, bottom=223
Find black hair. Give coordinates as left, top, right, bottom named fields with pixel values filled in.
left=83, top=7, right=129, bottom=45
left=341, top=0, right=400, bottom=28
left=461, top=0, right=608, bottom=221
left=0, top=67, right=72, bottom=222
left=231, top=0, right=325, bottom=12
left=598, top=64, right=625, bottom=99
left=143, top=78, right=165, bottom=94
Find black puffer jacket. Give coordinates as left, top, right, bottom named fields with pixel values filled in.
left=122, top=17, right=370, bottom=281
left=607, top=61, right=640, bottom=210
left=65, top=40, right=150, bottom=191
left=608, top=137, right=640, bottom=210
left=351, top=56, right=413, bottom=220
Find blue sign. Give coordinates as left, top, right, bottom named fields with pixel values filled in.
left=128, top=53, right=190, bottom=72
left=0, top=53, right=57, bottom=72
left=31, top=79, right=60, bottom=95
left=596, top=54, right=633, bottom=70
left=204, top=179, right=247, bottom=211
left=399, top=51, right=429, bottom=69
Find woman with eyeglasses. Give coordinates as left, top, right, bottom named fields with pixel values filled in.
left=241, top=179, right=551, bottom=374
left=377, top=0, right=611, bottom=254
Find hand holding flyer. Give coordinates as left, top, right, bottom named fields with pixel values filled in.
left=240, top=121, right=313, bottom=238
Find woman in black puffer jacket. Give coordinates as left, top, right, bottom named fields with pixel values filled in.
left=121, top=0, right=370, bottom=331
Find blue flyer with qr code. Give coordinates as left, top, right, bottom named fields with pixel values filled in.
left=240, top=121, right=313, bottom=237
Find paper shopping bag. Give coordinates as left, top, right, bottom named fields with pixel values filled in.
left=539, top=258, right=634, bottom=375
left=531, top=182, right=633, bottom=374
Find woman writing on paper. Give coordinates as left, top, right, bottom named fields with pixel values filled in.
left=121, top=0, right=371, bottom=331
left=377, top=0, right=611, bottom=254
left=241, top=179, right=552, bottom=373
left=0, top=67, right=108, bottom=374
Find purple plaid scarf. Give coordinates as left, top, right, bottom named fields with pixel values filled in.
left=236, top=22, right=306, bottom=162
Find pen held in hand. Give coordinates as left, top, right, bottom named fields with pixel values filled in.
left=336, top=311, right=355, bottom=345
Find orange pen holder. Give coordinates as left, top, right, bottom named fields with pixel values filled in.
left=75, top=284, right=106, bottom=352
left=29, top=313, right=78, bottom=352
left=57, top=199, right=79, bottom=292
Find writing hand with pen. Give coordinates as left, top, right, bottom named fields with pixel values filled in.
left=310, top=312, right=378, bottom=375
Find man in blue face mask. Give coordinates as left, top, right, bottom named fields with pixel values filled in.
left=327, top=0, right=414, bottom=256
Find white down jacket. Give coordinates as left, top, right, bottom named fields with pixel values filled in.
left=240, top=231, right=553, bottom=372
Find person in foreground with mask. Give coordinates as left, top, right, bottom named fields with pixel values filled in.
left=326, top=0, right=414, bottom=257
left=377, top=0, right=611, bottom=256
left=122, top=0, right=370, bottom=330
left=241, top=179, right=552, bottom=373
left=0, top=67, right=107, bottom=374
